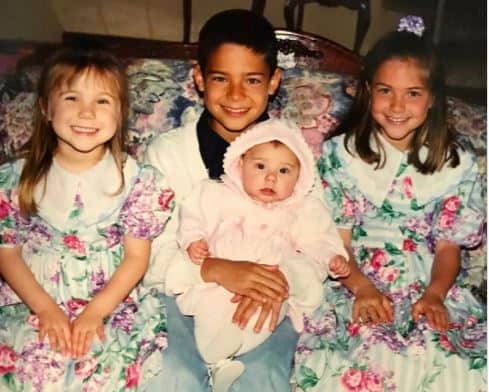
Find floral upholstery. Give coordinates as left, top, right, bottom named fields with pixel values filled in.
left=0, top=58, right=486, bottom=299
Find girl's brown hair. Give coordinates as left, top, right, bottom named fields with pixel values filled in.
left=338, top=31, right=459, bottom=174
left=17, top=47, right=129, bottom=215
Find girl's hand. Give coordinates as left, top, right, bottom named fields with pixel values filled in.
left=231, top=295, right=283, bottom=332
left=71, top=305, right=106, bottom=358
left=411, top=289, right=449, bottom=332
left=37, top=304, right=72, bottom=356
left=329, top=255, right=351, bottom=278
left=187, top=240, right=210, bottom=265
left=352, top=284, right=393, bottom=325
left=201, top=258, right=289, bottom=303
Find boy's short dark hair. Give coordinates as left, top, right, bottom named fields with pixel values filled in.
left=198, top=9, right=278, bottom=73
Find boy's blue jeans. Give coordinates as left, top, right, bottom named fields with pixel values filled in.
left=145, top=295, right=299, bottom=391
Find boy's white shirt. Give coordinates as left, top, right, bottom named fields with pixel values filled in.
left=143, top=119, right=334, bottom=316
left=143, top=120, right=205, bottom=293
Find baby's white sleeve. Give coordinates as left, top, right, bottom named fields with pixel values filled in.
left=293, top=196, right=348, bottom=280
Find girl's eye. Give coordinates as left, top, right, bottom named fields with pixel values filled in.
left=407, top=90, right=421, bottom=97
left=279, top=167, right=290, bottom=174
left=211, top=76, right=226, bottom=82
left=64, top=96, right=76, bottom=101
left=97, top=98, right=111, bottom=104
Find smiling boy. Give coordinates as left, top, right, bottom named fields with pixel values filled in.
left=144, top=9, right=304, bottom=391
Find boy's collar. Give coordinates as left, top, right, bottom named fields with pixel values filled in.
left=196, top=110, right=270, bottom=179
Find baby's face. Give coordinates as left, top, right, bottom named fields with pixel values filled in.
left=240, top=141, right=300, bottom=203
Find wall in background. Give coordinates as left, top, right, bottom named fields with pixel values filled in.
left=1, top=0, right=403, bottom=54
left=0, top=0, right=485, bottom=96
left=1, top=0, right=62, bottom=42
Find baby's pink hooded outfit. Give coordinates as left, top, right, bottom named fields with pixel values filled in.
left=174, top=119, right=347, bottom=364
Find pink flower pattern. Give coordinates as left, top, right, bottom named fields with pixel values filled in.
left=0, top=160, right=171, bottom=390
left=0, top=345, right=16, bottom=374
left=295, top=136, right=486, bottom=391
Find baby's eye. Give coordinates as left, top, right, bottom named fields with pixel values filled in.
left=279, top=167, right=290, bottom=174
left=255, top=163, right=265, bottom=170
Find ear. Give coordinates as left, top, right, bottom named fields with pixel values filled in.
left=193, top=64, right=205, bottom=93
left=39, top=98, right=50, bottom=120
left=267, top=68, right=282, bottom=96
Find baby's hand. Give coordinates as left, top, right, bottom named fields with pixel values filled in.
left=187, top=239, right=210, bottom=265
left=329, top=255, right=350, bottom=278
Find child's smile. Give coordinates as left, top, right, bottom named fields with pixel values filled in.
left=371, top=58, right=432, bottom=151
left=193, top=43, right=281, bottom=142
left=46, top=70, right=121, bottom=170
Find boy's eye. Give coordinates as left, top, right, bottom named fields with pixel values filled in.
left=376, top=87, right=390, bottom=95
left=97, top=98, right=111, bottom=104
left=64, top=95, right=77, bottom=101
left=247, top=77, right=262, bottom=85
left=279, top=167, right=290, bottom=174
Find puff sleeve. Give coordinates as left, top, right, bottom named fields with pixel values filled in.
left=318, top=139, right=359, bottom=229
left=431, top=158, right=485, bottom=248
left=120, top=164, right=175, bottom=241
left=0, top=161, right=22, bottom=248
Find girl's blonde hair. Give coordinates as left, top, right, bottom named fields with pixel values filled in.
left=338, top=31, right=459, bottom=174
left=17, top=47, right=129, bottom=215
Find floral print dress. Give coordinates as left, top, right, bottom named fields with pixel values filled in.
left=0, top=152, right=175, bottom=391
left=295, top=134, right=486, bottom=392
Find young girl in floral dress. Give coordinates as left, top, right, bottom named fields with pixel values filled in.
left=294, top=18, right=487, bottom=392
left=0, top=48, right=175, bottom=391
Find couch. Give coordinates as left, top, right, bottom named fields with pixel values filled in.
left=0, top=29, right=486, bottom=388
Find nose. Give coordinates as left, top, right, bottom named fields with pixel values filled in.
left=390, top=93, right=405, bottom=112
left=265, top=171, right=277, bottom=183
left=79, top=102, right=96, bottom=119
left=228, top=81, right=245, bottom=101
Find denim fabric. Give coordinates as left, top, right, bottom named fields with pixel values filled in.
left=145, top=295, right=299, bottom=392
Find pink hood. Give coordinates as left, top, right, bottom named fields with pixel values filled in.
left=222, top=118, right=316, bottom=205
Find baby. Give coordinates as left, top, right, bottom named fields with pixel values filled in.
left=175, top=119, right=350, bottom=392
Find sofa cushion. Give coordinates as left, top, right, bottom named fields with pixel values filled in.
left=0, top=59, right=485, bottom=298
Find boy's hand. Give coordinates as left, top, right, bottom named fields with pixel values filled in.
left=329, top=255, right=351, bottom=278
left=231, top=295, right=283, bottom=332
left=201, top=258, right=289, bottom=303
left=187, top=240, right=210, bottom=265
left=38, top=303, right=72, bottom=356
left=411, top=289, right=449, bottom=332
left=71, top=305, right=106, bottom=358
left=352, top=284, right=393, bottom=325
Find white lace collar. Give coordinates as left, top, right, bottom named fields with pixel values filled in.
left=338, top=134, right=474, bottom=207
left=35, top=151, right=139, bottom=230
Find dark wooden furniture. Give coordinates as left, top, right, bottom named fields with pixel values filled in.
left=61, top=29, right=361, bottom=76
left=284, top=0, right=370, bottom=53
